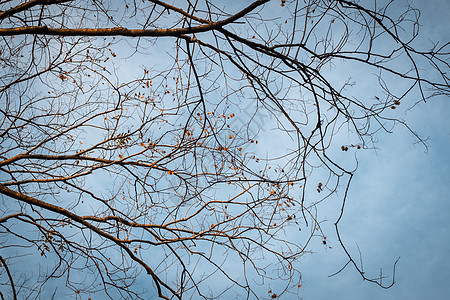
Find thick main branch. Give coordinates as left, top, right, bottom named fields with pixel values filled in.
left=0, top=0, right=269, bottom=37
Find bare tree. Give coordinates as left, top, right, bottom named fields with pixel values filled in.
left=0, top=0, right=448, bottom=299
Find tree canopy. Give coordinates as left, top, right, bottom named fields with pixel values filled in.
left=0, top=0, right=448, bottom=299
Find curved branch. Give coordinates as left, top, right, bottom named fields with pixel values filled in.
left=0, top=0, right=269, bottom=37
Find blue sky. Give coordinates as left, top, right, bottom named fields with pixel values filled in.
left=1, top=0, right=448, bottom=299
left=296, top=0, right=450, bottom=298
left=298, top=95, right=450, bottom=299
